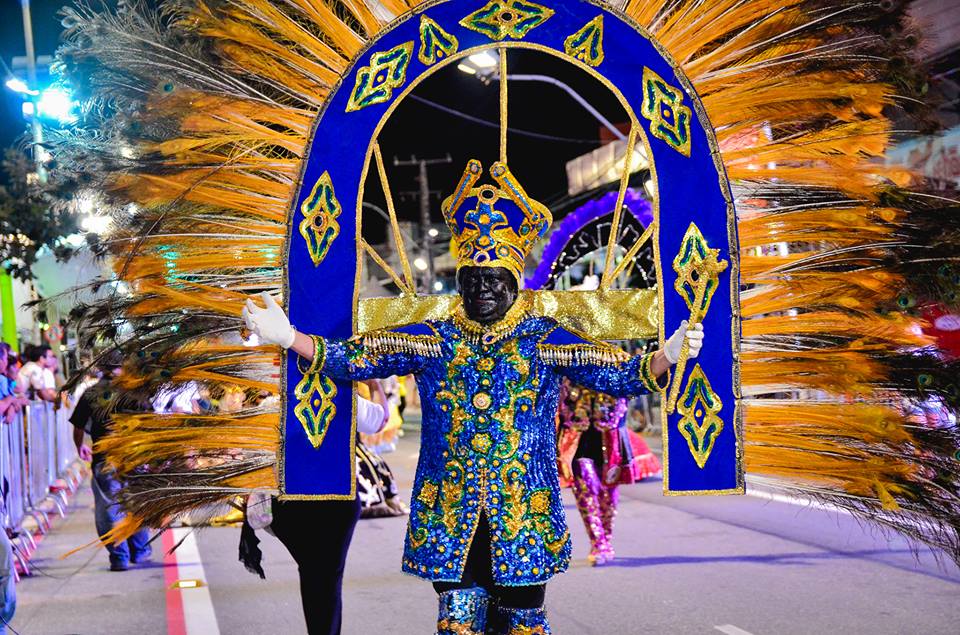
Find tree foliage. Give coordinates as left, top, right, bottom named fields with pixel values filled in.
left=0, top=148, right=81, bottom=281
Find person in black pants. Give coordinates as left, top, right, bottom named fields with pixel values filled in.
left=269, top=497, right=361, bottom=635
left=259, top=387, right=386, bottom=635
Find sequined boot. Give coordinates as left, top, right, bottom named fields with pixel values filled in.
left=571, top=458, right=611, bottom=566
left=488, top=606, right=551, bottom=635
left=598, top=482, right=619, bottom=562
left=437, top=587, right=489, bottom=635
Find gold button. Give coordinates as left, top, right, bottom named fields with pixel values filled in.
left=471, top=433, right=492, bottom=453
left=473, top=392, right=492, bottom=410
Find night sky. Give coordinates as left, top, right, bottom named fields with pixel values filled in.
left=0, top=0, right=69, bottom=152
left=0, top=3, right=630, bottom=232
left=368, top=48, right=629, bottom=241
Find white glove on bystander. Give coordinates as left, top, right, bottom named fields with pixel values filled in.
left=663, top=320, right=705, bottom=364
left=242, top=292, right=296, bottom=349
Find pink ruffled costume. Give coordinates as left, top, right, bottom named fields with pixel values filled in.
left=557, top=380, right=661, bottom=565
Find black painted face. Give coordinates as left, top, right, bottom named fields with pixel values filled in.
left=458, top=266, right=519, bottom=325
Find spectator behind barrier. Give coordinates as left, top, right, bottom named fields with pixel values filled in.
left=71, top=349, right=152, bottom=571
left=0, top=345, right=28, bottom=424
left=18, top=344, right=57, bottom=403
left=0, top=526, right=15, bottom=634
left=4, top=355, right=24, bottom=399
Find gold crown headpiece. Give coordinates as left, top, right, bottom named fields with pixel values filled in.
left=441, top=160, right=552, bottom=284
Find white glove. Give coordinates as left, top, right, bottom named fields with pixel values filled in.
left=663, top=320, right=705, bottom=364
left=242, top=292, right=295, bottom=349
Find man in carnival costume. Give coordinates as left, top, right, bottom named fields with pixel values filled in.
left=54, top=1, right=960, bottom=634
left=244, top=159, right=704, bottom=633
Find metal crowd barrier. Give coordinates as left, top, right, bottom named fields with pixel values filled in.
left=1, top=401, right=85, bottom=577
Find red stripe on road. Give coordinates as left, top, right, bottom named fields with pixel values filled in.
left=163, top=529, right=187, bottom=635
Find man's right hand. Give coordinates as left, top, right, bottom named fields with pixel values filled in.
left=78, top=444, right=93, bottom=462
left=242, top=292, right=296, bottom=349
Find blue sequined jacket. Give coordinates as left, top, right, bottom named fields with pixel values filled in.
left=313, top=299, right=666, bottom=586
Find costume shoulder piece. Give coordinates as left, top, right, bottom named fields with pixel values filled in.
left=299, top=322, right=443, bottom=375
left=538, top=322, right=630, bottom=368
left=358, top=323, right=444, bottom=358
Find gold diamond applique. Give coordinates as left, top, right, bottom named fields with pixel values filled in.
left=641, top=66, right=692, bottom=156
left=459, top=0, right=554, bottom=41
left=298, top=171, right=341, bottom=266
left=293, top=372, right=337, bottom=449
left=346, top=42, right=414, bottom=112
left=676, top=364, right=722, bottom=468
left=673, top=223, right=728, bottom=317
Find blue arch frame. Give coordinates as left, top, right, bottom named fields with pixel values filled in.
left=282, top=0, right=742, bottom=499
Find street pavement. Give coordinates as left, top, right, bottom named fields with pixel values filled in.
left=12, top=429, right=960, bottom=635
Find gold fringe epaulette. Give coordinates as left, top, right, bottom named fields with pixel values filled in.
left=538, top=343, right=630, bottom=367
left=361, top=332, right=443, bottom=357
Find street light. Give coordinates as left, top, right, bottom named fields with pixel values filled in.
left=457, top=50, right=500, bottom=82
left=5, top=77, right=37, bottom=96
left=468, top=52, right=497, bottom=68
left=37, top=87, right=77, bottom=124
left=457, top=50, right=627, bottom=142
left=413, top=257, right=429, bottom=271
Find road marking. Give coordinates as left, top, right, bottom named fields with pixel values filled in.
left=164, top=527, right=221, bottom=635
left=163, top=530, right=186, bottom=635
left=746, top=488, right=853, bottom=517
left=715, top=625, right=756, bottom=635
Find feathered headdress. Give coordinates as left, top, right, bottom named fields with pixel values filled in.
left=51, top=0, right=960, bottom=562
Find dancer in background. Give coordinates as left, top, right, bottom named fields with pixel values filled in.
left=557, top=380, right=661, bottom=565
left=356, top=380, right=409, bottom=518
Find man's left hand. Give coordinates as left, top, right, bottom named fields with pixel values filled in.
left=664, top=321, right=705, bottom=364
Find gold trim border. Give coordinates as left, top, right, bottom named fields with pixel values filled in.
left=279, top=0, right=743, bottom=499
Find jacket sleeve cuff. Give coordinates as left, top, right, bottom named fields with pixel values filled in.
left=296, top=334, right=326, bottom=375
left=639, top=351, right=669, bottom=393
